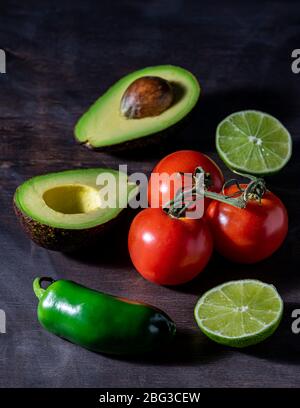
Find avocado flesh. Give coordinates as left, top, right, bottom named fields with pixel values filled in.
left=14, top=168, right=136, bottom=251
left=75, top=65, right=200, bottom=149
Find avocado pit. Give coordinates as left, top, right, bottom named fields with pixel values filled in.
left=120, top=76, right=174, bottom=119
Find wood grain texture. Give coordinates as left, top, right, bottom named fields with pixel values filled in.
left=1, top=0, right=300, bottom=388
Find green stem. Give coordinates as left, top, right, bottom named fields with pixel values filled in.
left=204, top=190, right=246, bottom=208
left=230, top=170, right=259, bottom=181
left=164, top=187, right=246, bottom=217
left=33, top=277, right=55, bottom=300
left=163, top=186, right=195, bottom=210
left=163, top=170, right=266, bottom=217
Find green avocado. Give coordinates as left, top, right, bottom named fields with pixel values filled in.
left=75, top=65, right=200, bottom=150
left=14, top=168, right=137, bottom=252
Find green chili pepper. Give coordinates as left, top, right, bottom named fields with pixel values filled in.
left=33, top=277, right=176, bottom=355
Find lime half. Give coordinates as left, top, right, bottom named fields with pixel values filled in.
left=216, top=110, right=292, bottom=175
left=194, top=280, right=283, bottom=348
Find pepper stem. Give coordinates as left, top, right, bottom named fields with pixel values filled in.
left=33, top=277, right=55, bottom=300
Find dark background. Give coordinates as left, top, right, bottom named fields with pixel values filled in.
left=1, top=0, right=300, bottom=388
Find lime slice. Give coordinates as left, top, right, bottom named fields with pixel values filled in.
left=194, top=280, right=283, bottom=348
left=216, top=110, right=292, bottom=175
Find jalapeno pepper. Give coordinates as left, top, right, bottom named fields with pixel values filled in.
left=33, top=277, right=176, bottom=355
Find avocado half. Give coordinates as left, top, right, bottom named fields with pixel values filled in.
left=14, top=168, right=137, bottom=252
left=75, top=65, right=200, bottom=151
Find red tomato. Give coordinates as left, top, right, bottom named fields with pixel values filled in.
left=148, top=150, right=224, bottom=209
left=128, top=208, right=213, bottom=285
left=206, top=184, right=288, bottom=264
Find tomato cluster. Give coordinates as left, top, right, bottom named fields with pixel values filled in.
left=128, top=150, right=288, bottom=286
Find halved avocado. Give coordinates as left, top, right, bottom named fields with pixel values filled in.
left=14, top=168, right=137, bottom=252
left=75, top=65, right=200, bottom=150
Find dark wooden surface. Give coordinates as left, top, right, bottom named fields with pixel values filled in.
left=1, top=0, right=300, bottom=388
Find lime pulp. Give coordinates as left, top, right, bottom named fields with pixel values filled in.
left=216, top=110, right=292, bottom=175
left=194, top=279, right=283, bottom=348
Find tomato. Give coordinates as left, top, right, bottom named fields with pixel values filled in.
left=128, top=208, right=213, bottom=285
left=148, top=150, right=224, bottom=209
left=206, top=184, right=288, bottom=264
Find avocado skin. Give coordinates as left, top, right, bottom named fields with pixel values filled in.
left=79, top=109, right=193, bottom=153
left=13, top=201, right=123, bottom=252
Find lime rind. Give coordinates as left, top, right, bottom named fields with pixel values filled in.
left=216, top=110, right=292, bottom=176
left=194, top=279, right=283, bottom=348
